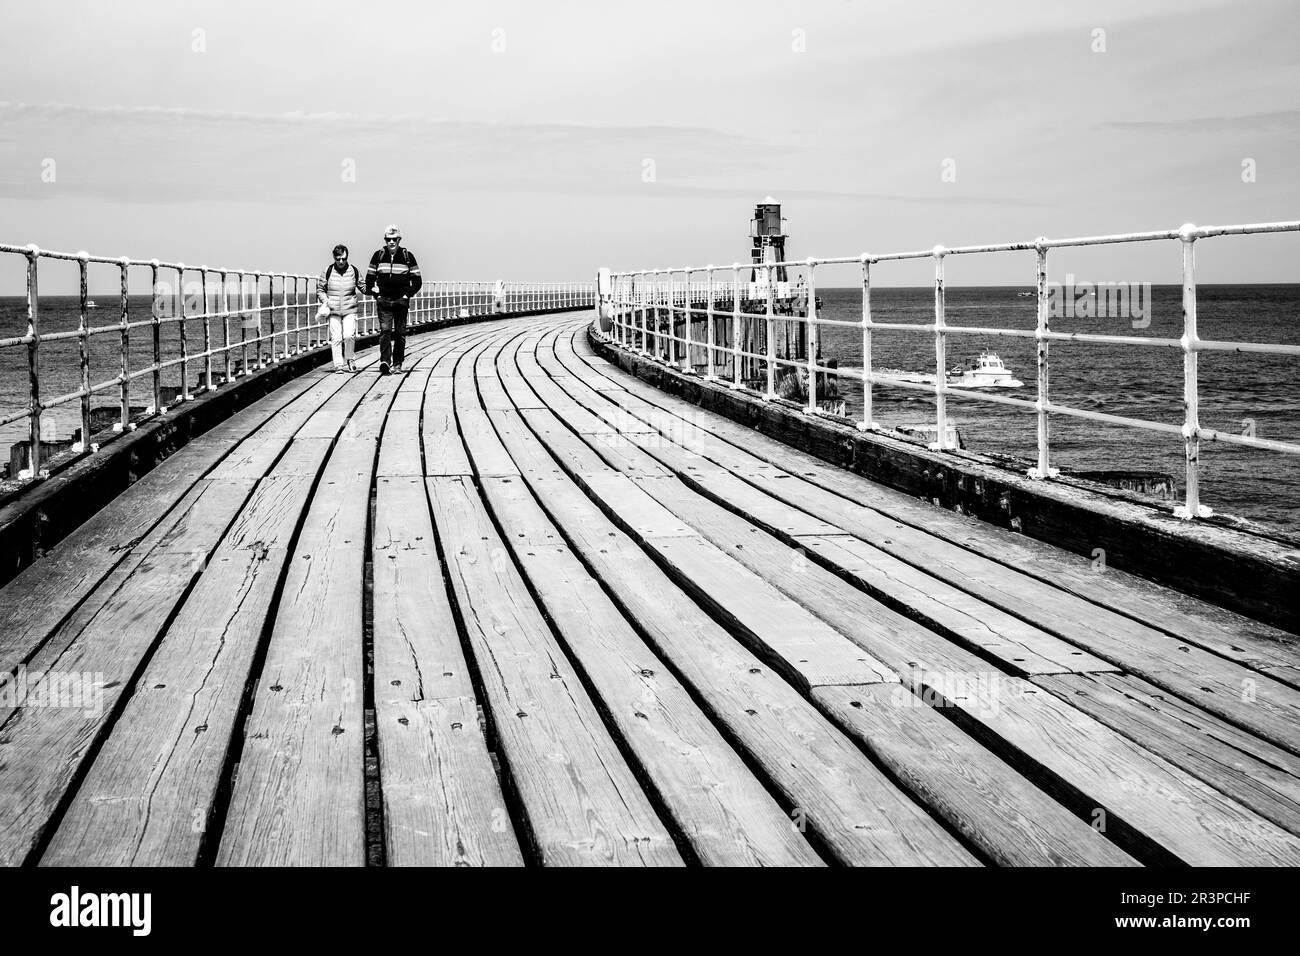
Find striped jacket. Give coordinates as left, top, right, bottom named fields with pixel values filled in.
left=365, top=247, right=423, bottom=300
left=316, top=263, right=363, bottom=315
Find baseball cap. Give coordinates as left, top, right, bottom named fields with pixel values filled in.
left=383, top=225, right=401, bottom=240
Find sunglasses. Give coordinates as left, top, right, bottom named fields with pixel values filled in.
left=385, top=237, right=400, bottom=243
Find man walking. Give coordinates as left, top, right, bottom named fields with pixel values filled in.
left=365, top=225, right=423, bottom=373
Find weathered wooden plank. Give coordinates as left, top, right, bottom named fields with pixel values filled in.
left=931, top=674, right=1300, bottom=865
left=39, top=478, right=308, bottom=865
left=496, top=362, right=910, bottom=688
left=549, top=330, right=1128, bottom=680
left=587, top=321, right=1300, bottom=634
left=551, top=334, right=1300, bottom=750
left=481, top=369, right=977, bottom=864
left=389, top=367, right=432, bottom=412
left=214, top=471, right=372, bottom=864
left=647, top=536, right=896, bottom=690
left=0, top=475, right=259, bottom=865
left=247, top=370, right=365, bottom=440
left=1034, top=672, right=1300, bottom=837
left=453, top=341, right=520, bottom=477
left=785, top=528, right=1300, bottom=753
left=813, top=684, right=1139, bottom=866
left=0, top=370, right=336, bottom=678
left=549, top=326, right=1300, bottom=864
left=376, top=410, right=423, bottom=477
left=373, top=473, right=524, bottom=867
left=206, top=342, right=479, bottom=864
left=37, top=329, right=483, bottom=866
left=427, top=475, right=682, bottom=866
left=512, top=407, right=891, bottom=689
left=618, top=457, right=1115, bottom=677
left=1, top=325, right=488, bottom=865
left=422, top=378, right=474, bottom=476
left=483, top=410, right=569, bottom=483
left=549, top=337, right=625, bottom=391
left=795, top=534, right=1117, bottom=676
left=517, top=366, right=634, bottom=436
left=409, top=325, right=514, bottom=477
left=477, top=475, right=823, bottom=866
left=560, top=328, right=1300, bottom=679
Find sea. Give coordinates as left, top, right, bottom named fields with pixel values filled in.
left=810, top=284, right=1300, bottom=534
left=2, top=286, right=1298, bottom=533
left=0, top=293, right=289, bottom=446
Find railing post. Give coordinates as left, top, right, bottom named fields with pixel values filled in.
left=857, top=255, right=875, bottom=431
left=238, top=271, right=248, bottom=377
left=24, top=245, right=43, bottom=476
left=804, top=259, right=818, bottom=413
left=731, top=263, right=743, bottom=388
left=1029, top=239, right=1058, bottom=479
left=119, top=258, right=130, bottom=429
left=612, top=277, right=621, bottom=343
left=650, top=277, right=660, bottom=361
left=622, top=277, right=631, bottom=345
left=1176, top=223, right=1212, bottom=519
left=254, top=274, right=264, bottom=370
left=221, top=270, right=231, bottom=384
left=705, top=266, right=716, bottom=380
left=682, top=267, right=693, bottom=371
left=280, top=274, right=290, bottom=359
left=621, top=278, right=629, bottom=346
left=671, top=272, right=679, bottom=363
left=662, top=272, right=670, bottom=362
left=293, top=275, right=302, bottom=355
left=644, top=274, right=652, bottom=354
left=637, top=274, right=648, bottom=353
left=765, top=262, right=776, bottom=400
left=931, top=246, right=950, bottom=450
left=177, top=264, right=189, bottom=402
left=201, top=269, right=213, bottom=391
left=77, top=251, right=91, bottom=453
left=150, top=259, right=162, bottom=412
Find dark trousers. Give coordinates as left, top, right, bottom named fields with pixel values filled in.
left=378, top=299, right=409, bottom=366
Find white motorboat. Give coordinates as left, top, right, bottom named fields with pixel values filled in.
left=877, top=351, right=1024, bottom=389
left=947, top=351, right=1023, bottom=388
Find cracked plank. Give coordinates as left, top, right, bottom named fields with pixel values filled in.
left=427, top=474, right=681, bottom=866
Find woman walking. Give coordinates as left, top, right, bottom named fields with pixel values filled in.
left=317, top=243, right=363, bottom=372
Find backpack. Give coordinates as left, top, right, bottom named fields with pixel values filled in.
left=324, top=262, right=362, bottom=287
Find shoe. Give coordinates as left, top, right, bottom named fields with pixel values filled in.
left=392, top=362, right=403, bottom=373
left=379, top=361, right=390, bottom=375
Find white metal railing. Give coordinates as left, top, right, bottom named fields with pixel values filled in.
left=598, top=221, right=1300, bottom=520
left=0, top=241, right=594, bottom=479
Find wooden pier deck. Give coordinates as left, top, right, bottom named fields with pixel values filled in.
left=1, top=310, right=1298, bottom=867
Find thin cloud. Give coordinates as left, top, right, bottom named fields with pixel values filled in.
left=1098, top=110, right=1300, bottom=135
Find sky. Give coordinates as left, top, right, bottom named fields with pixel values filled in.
left=1, top=0, right=1298, bottom=291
